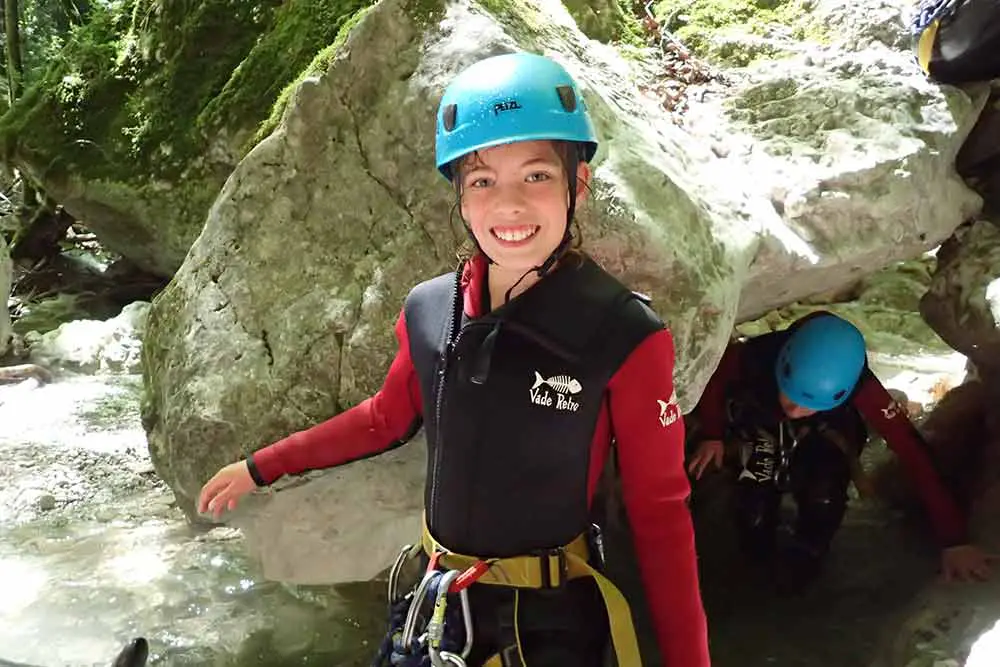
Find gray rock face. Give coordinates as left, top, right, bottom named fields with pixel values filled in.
left=869, top=374, right=1000, bottom=667
left=142, top=0, right=987, bottom=585
left=921, top=219, right=1000, bottom=371
left=871, top=216, right=1000, bottom=667
left=681, top=0, right=986, bottom=321
left=227, top=436, right=427, bottom=585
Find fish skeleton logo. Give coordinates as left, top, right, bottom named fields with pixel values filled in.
left=657, top=390, right=680, bottom=428
left=530, top=371, right=582, bottom=412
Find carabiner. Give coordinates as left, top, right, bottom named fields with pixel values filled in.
left=388, top=543, right=417, bottom=603
left=456, top=586, right=474, bottom=658
left=448, top=560, right=490, bottom=593
left=427, top=570, right=460, bottom=655
left=436, top=652, right=467, bottom=666
left=401, top=568, right=441, bottom=650
left=428, top=569, right=475, bottom=667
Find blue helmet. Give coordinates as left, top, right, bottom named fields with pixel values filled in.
left=775, top=314, right=867, bottom=411
left=434, top=52, right=598, bottom=180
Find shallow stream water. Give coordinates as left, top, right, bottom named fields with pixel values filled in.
left=0, top=374, right=382, bottom=666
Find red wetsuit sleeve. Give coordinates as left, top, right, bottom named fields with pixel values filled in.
left=249, top=310, right=424, bottom=486
left=852, top=370, right=968, bottom=547
left=694, top=341, right=744, bottom=441
left=609, top=328, right=710, bottom=667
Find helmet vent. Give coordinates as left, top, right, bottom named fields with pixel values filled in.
left=833, top=389, right=846, bottom=401
left=556, top=85, right=577, bottom=112
left=781, top=362, right=791, bottom=378
left=443, top=104, right=458, bottom=132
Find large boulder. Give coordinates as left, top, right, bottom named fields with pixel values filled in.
left=679, top=0, right=986, bottom=320
left=142, top=0, right=762, bottom=526
left=143, top=0, right=984, bottom=584
left=735, top=256, right=954, bottom=358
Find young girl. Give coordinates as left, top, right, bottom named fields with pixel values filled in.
left=197, top=52, right=710, bottom=667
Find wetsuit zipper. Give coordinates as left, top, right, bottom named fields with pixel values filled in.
left=427, top=308, right=505, bottom=527
left=428, top=268, right=465, bottom=530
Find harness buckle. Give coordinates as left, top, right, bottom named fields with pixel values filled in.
left=588, top=523, right=606, bottom=571
left=537, top=547, right=569, bottom=589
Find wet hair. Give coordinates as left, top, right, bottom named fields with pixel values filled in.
left=447, top=139, right=591, bottom=265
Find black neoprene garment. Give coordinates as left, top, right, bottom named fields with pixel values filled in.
left=928, top=0, right=1000, bottom=84
left=403, top=256, right=662, bottom=557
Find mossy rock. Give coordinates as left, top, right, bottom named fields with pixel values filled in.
left=0, top=0, right=377, bottom=276
left=0, top=235, right=10, bottom=357
left=12, top=293, right=92, bottom=336
left=561, top=0, right=645, bottom=44
left=652, top=0, right=821, bottom=64
left=736, top=259, right=950, bottom=356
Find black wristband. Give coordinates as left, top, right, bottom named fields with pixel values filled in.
left=245, top=454, right=268, bottom=487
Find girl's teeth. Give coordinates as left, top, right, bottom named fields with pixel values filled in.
left=495, top=227, right=537, bottom=242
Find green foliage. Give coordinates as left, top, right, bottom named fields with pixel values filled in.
left=245, top=1, right=377, bottom=152
left=651, top=0, right=821, bottom=62
left=561, top=0, right=645, bottom=44
left=0, top=0, right=92, bottom=113
left=118, top=0, right=279, bottom=174
left=0, top=0, right=377, bottom=185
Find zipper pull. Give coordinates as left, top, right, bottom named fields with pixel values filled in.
left=470, top=322, right=501, bottom=385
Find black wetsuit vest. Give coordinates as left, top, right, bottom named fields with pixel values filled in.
left=403, top=257, right=662, bottom=557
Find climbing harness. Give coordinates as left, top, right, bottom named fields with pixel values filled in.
left=422, top=518, right=640, bottom=666
left=372, top=517, right=642, bottom=667
left=910, top=0, right=964, bottom=74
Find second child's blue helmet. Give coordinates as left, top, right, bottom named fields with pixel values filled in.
left=775, top=313, right=868, bottom=411
left=434, top=52, right=598, bottom=180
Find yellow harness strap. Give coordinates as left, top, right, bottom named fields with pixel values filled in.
left=421, top=521, right=643, bottom=666
left=917, top=19, right=940, bottom=74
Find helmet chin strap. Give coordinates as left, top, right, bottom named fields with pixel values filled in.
left=501, top=219, right=572, bottom=304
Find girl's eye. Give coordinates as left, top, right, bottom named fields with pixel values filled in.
left=526, top=172, right=551, bottom=183
left=468, top=177, right=491, bottom=188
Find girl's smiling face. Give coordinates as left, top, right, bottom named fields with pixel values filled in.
left=458, top=140, right=590, bottom=274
